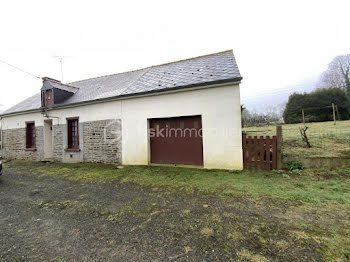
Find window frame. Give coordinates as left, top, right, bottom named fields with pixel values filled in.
left=25, top=121, right=36, bottom=149
left=66, top=117, right=80, bottom=150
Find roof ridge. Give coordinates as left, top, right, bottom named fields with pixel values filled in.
left=68, top=49, right=233, bottom=85
left=43, top=77, right=80, bottom=89
left=57, top=82, right=80, bottom=89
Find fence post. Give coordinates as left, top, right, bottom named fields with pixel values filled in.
left=302, top=109, right=305, bottom=124
left=335, top=105, right=340, bottom=120
left=276, top=125, right=283, bottom=169
left=332, top=103, right=336, bottom=125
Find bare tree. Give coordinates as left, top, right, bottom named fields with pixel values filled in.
left=299, top=126, right=311, bottom=148
left=242, top=109, right=281, bottom=127
left=319, top=54, right=350, bottom=100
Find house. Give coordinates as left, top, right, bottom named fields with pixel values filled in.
left=0, top=50, right=243, bottom=170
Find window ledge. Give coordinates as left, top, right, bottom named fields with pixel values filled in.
left=25, top=148, right=37, bottom=151
left=65, top=148, right=81, bottom=152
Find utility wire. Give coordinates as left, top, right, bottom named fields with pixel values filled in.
left=0, top=59, right=41, bottom=79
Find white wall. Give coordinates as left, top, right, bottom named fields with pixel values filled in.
left=121, top=84, right=242, bottom=170
left=1, top=112, right=45, bottom=129
left=1, top=84, right=243, bottom=169
left=0, top=102, right=122, bottom=129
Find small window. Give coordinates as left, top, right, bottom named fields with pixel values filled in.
left=26, top=122, right=36, bottom=148
left=180, top=121, right=184, bottom=129
left=194, top=121, right=199, bottom=129
left=67, top=118, right=79, bottom=149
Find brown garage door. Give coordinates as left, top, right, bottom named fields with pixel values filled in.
left=149, top=115, right=203, bottom=166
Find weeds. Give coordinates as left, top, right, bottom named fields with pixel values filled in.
left=284, top=160, right=304, bottom=171
left=5, top=160, right=350, bottom=205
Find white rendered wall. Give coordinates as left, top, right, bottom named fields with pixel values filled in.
left=1, top=84, right=243, bottom=169
left=121, top=84, right=243, bottom=170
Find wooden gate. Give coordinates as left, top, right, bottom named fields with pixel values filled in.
left=242, top=135, right=277, bottom=170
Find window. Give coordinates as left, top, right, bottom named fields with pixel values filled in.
left=26, top=122, right=36, bottom=148
left=67, top=118, right=79, bottom=149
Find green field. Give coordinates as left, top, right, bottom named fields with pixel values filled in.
left=243, top=120, right=350, bottom=158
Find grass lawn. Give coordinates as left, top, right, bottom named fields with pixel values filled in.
left=243, top=120, right=350, bottom=158
left=4, top=160, right=350, bottom=204
left=3, top=160, right=350, bottom=261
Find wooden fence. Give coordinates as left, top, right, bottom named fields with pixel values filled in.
left=242, top=135, right=278, bottom=170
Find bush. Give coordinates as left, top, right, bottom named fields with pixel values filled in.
left=283, top=88, right=350, bottom=124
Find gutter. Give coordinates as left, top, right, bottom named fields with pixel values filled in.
left=0, top=77, right=242, bottom=118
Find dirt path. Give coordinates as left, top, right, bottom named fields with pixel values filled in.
left=0, top=168, right=324, bottom=261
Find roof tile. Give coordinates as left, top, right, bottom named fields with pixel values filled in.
left=2, top=50, right=241, bottom=115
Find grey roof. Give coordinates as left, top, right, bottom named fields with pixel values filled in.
left=2, top=50, right=241, bottom=116
left=3, top=92, right=42, bottom=114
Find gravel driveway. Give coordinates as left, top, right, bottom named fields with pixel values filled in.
left=0, top=166, right=324, bottom=261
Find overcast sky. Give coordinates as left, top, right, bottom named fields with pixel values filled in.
left=1, top=0, right=349, bottom=111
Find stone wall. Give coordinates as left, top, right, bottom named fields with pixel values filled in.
left=53, top=124, right=64, bottom=161
left=2, top=127, right=44, bottom=160
left=83, top=119, right=122, bottom=164
left=52, top=123, right=84, bottom=163
left=2, top=119, right=122, bottom=164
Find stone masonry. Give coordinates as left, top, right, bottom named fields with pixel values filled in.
left=2, top=127, right=44, bottom=160
left=52, top=124, right=64, bottom=161
left=83, top=119, right=122, bottom=164
left=2, top=119, right=122, bottom=164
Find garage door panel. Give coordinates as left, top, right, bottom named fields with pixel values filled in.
left=150, top=115, right=203, bottom=166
